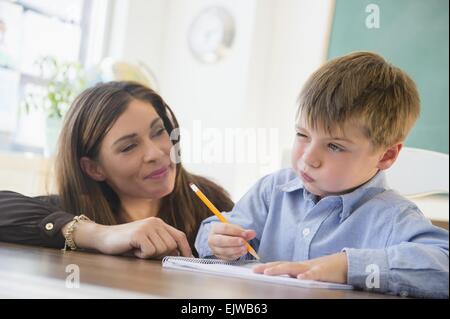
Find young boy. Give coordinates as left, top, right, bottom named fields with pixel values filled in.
left=195, top=52, right=449, bottom=298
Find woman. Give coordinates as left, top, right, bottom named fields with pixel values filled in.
left=0, top=81, right=233, bottom=258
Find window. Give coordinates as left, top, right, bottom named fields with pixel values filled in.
left=0, top=0, right=108, bottom=154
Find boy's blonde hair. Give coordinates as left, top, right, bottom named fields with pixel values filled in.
left=297, top=51, right=420, bottom=149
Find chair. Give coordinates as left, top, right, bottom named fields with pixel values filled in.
left=385, top=147, right=449, bottom=196
left=385, top=147, right=449, bottom=229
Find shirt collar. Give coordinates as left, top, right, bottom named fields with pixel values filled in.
left=277, top=174, right=320, bottom=203
left=278, top=176, right=304, bottom=193
left=339, top=171, right=389, bottom=222
left=278, top=170, right=389, bottom=222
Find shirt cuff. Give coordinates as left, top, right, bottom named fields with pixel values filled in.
left=343, top=247, right=390, bottom=293
left=194, top=222, right=214, bottom=257
left=38, top=211, right=75, bottom=248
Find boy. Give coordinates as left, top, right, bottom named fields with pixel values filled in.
left=195, top=52, right=449, bottom=298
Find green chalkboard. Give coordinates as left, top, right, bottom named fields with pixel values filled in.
left=328, top=0, right=449, bottom=154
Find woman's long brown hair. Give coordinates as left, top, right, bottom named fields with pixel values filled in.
left=55, top=81, right=234, bottom=248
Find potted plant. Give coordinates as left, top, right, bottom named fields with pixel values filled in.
left=22, top=56, right=86, bottom=155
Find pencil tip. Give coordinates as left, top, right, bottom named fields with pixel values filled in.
left=249, top=249, right=260, bottom=260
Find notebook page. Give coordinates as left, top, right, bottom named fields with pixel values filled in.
left=162, top=257, right=353, bottom=290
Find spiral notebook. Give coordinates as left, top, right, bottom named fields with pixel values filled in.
left=162, top=256, right=353, bottom=290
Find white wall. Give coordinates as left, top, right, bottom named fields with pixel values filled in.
left=159, top=0, right=259, bottom=199
left=105, top=0, right=335, bottom=200
left=105, top=0, right=167, bottom=80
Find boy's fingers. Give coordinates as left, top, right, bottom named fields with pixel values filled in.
left=263, top=262, right=311, bottom=277
left=242, top=229, right=256, bottom=240
left=211, top=234, right=246, bottom=248
left=213, top=245, right=247, bottom=260
left=214, top=254, right=242, bottom=261
left=211, top=223, right=245, bottom=237
left=252, top=261, right=284, bottom=273
left=297, top=268, right=320, bottom=281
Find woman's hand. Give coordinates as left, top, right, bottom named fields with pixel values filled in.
left=252, top=252, right=348, bottom=284
left=67, top=217, right=192, bottom=259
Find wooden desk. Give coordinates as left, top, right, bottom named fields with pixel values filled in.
left=0, top=242, right=401, bottom=299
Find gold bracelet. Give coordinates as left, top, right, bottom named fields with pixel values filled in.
left=62, top=214, right=92, bottom=252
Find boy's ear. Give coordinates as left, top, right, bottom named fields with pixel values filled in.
left=376, top=143, right=403, bottom=170
left=79, top=156, right=106, bottom=181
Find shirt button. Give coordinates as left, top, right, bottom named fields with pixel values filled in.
left=45, top=223, right=54, bottom=231
left=302, top=228, right=310, bottom=237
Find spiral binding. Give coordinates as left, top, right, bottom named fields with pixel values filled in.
left=162, top=256, right=258, bottom=266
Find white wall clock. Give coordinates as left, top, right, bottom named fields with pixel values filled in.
left=188, top=6, right=235, bottom=64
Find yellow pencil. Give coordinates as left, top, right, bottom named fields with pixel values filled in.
left=189, top=183, right=260, bottom=260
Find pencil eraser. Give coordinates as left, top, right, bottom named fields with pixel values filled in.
left=189, top=183, right=199, bottom=192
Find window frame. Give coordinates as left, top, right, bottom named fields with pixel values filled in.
left=0, top=0, right=110, bottom=154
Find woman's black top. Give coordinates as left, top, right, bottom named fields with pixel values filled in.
left=0, top=191, right=74, bottom=248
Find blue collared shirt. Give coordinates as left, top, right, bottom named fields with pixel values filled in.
left=195, top=168, right=449, bottom=298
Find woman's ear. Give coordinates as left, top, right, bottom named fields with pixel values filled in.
left=79, top=156, right=106, bottom=181
left=376, top=143, right=403, bottom=170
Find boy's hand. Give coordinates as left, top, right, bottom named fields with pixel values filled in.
left=252, top=252, right=348, bottom=284
left=208, top=223, right=256, bottom=260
